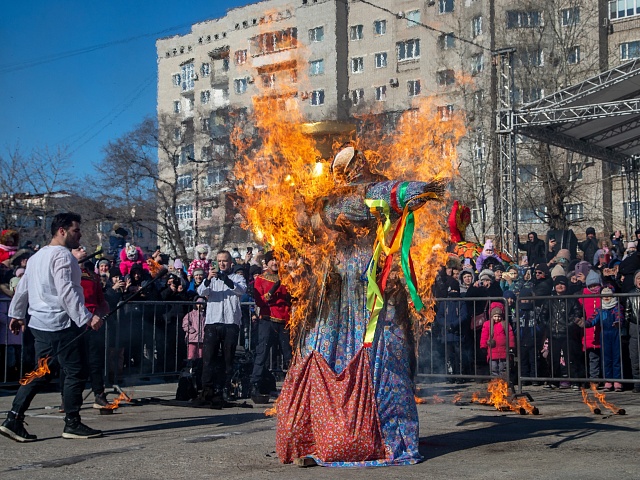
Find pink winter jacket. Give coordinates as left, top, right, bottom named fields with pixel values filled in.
left=579, top=287, right=601, bottom=349
left=182, top=309, right=206, bottom=344
left=480, top=319, right=515, bottom=360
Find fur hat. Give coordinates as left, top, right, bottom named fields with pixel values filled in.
left=478, top=269, right=495, bottom=282
left=586, top=227, right=596, bottom=236
left=489, top=301, right=505, bottom=317
left=264, top=250, right=276, bottom=264
left=195, top=244, right=209, bottom=255
left=446, top=254, right=462, bottom=270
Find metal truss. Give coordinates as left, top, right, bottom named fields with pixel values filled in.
left=494, top=48, right=519, bottom=259
left=513, top=99, right=640, bottom=128
left=520, top=58, right=640, bottom=111
left=624, top=157, right=640, bottom=233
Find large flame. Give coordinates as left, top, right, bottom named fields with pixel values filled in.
left=233, top=53, right=464, bottom=345
left=471, top=379, right=537, bottom=414
left=589, top=383, right=624, bottom=415
left=104, top=391, right=132, bottom=410
left=581, top=386, right=601, bottom=414
left=19, top=356, right=51, bottom=385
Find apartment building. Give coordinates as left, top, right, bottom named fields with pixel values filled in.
left=156, top=0, right=640, bottom=255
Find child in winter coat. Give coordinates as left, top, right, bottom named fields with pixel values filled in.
left=579, top=270, right=603, bottom=383
left=513, top=287, right=543, bottom=384
left=584, top=287, right=625, bottom=392
left=182, top=297, right=207, bottom=360
left=480, top=302, right=515, bottom=377
left=475, top=239, right=503, bottom=273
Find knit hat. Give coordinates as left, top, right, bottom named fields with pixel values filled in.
left=585, top=269, right=602, bottom=287
left=586, top=227, right=596, bottom=236
left=483, top=239, right=494, bottom=251
left=231, top=249, right=241, bottom=259
left=520, top=286, right=533, bottom=298
left=601, top=287, right=613, bottom=296
left=15, top=267, right=25, bottom=277
left=634, top=270, right=640, bottom=283
left=503, top=290, right=516, bottom=300
left=196, top=296, right=206, bottom=304
left=535, top=263, right=550, bottom=276
left=109, top=267, right=121, bottom=278
left=550, top=264, right=565, bottom=279
left=553, top=275, right=568, bottom=286
left=98, top=259, right=110, bottom=267
left=192, top=268, right=205, bottom=276
left=489, top=301, right=505, bottom=317
left=478, top=269, right=495, bottom=282
left=493, top=263, right=505, bottom=272
left=627, top=241, right=637, bottom=250
left=174, top=258, right=183, bottom=270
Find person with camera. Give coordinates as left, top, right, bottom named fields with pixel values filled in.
left=196, top=250, right=247, bottom=405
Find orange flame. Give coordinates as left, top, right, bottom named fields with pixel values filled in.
left=452, top=393, right=463, bottom=404
left=232, top=53, right=464, bottom=348
left=589, top=383, right=622, bottom=414
left=471, top=379, right=537, bottom=414
left=414, top=395, right=427, bottom=404
left=104, top=391, right=132, bottom=410
left=581, top=387, right=600, bottom=414
left=264, top=397, right=278, bottom=416
left=431, top=394, right=445, bottom=404
left=19, top=356, right=51, bottom=385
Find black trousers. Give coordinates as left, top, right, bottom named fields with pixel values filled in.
left=11, top=325, right=88, bottom=419
left=201, top=323, right=239, bottom=392
left=250, top=319, right=292, bottom=384
left=60, top=327, right=105, bottom=396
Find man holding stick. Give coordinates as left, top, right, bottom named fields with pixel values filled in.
left=0, top=212, right=104, bottom=442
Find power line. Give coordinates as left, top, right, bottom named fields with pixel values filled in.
left=353, top=0, right=493, bottom=54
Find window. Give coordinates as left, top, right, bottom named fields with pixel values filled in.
left=519, top=48, right=543, bottom=67
left=473, top=90, right=484, bottom=112
left=569, top=164, right=584, bottom=182
left=407, top=80, right=421, bottom=96
left=517, top=164, right=539, bottom=182
left=261, top=73, right=276, bottom=88
left=201, top=206, right=213, bottom=219
left=174, top=127, right=182, bottom=142
left=407, top=10, right=420, bottom=27
left=374, top=52, right=388, bottom=68
left=310, top=90, right=325, bottom=105
left=309, top=59, right=324, bottom=75
left=351, top=88, right=364, bottom=106
left=234, top=49, right=247, bottom=65
left=375, top=85, right=387, bottom=101
left=187, top=98, right=194, bottom=111
left=249, top=28, right=298, bottom=56
left=201, top=117, right=210, bottom=132
left=234, top=78, right=248, bottom=94
left=172, top=73, right=181, bottom=86
left=173, top=100, right=181, bottom=114
left=506, top=11, right=542, bottom=28
left=518, top=206, right=545, bottom=223
left=397, top=39, right=420, bottom=61
left=516, top=87, right=544, bottom=104
left=309, top=26, right=324, bottom=42
left=201, top=63, right=210, bottom=77
left=610, top=0, right=640, bottom=19
left=565, top=203, right=584, bottom=221
left=222, top=58, right=229, bottom=71
left=205, top=167, right=226, bottom=186
left=561, top=7, right=580, bottom=26
left=439, top=0, right=454, bottom=14
left=474, top=131, right=485, bottom=161
left=437, top=69, right=455, bottom=86
left=180, top=63, right=195, bottom=91
left=351, top=57, right=364, bottom=73
left=350, top=25, right=364, bottom=40
left=624, top=200, right=640, bottom=219
left=621, top=41, right=640, bottom=60
left=179, top=144, right=194, bottom=165
left=177, top=174, right=193, bottom=191
left=437, top=104, right=454, bottom=121
left=200, top=90, right=211, bottom=104
left=568, top=46, right=581, bottom=64
left=438, top=32, right=455, bottom=50
left=471, top=53, right=484, bottom=75
left=472, top=16, right=483, bottom=37
left=201, top=146, right=211, bottom=162
left=374, top=19, right=387, bottom=35
left=176, top=204, right=193, bottom=221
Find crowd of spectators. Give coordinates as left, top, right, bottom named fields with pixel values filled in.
left=432, top=227, right=640, bottom=392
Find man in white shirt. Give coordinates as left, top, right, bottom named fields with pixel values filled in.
left=0, top=213, right=103, bottom=442
left=197, top=250, right=246, bottom=405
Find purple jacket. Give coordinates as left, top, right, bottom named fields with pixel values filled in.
left=182, top=309, right=206, bottom=344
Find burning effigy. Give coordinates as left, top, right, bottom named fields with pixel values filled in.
left=233, top=78, right=462, bottom=465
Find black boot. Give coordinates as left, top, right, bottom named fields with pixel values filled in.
left=62, top=415, right=102, bottom=439
left=0, top=412, right=37, bottom=442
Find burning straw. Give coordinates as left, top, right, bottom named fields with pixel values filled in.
left=471, top=379, right=539, bottom=415
left=587, top=383, right=625, bottom=415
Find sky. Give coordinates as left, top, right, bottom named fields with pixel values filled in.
left=0, top=0, right=249, bottom=179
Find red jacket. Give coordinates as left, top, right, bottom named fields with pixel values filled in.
left=480, top=319, right=515, bottom=360
left=254, top=273, right=291, bottom=323
left=80, top=268, right=107, bottom=315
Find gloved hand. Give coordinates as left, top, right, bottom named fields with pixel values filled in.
left=487, top=338, right=496, bottom=348
left=217, top=271, right=236, bottom=290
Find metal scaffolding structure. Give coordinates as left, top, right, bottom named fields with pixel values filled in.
left=494, top=55, right=640, bottom=249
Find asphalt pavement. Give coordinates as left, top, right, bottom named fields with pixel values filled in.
left=1, top=380, right=639, bottom=480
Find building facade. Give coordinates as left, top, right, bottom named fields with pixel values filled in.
left=156, top=0, right=640, bottom=256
